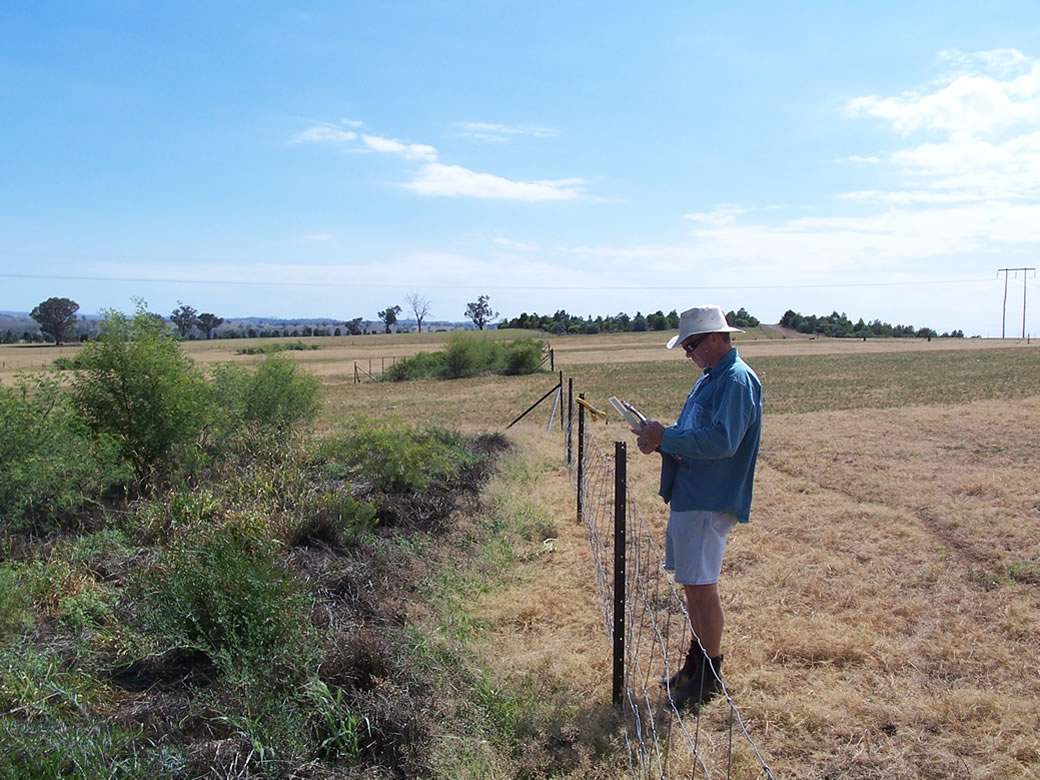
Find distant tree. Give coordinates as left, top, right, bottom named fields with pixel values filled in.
left=648, top=310, right=668, bottom=331
left=405, top=291, right=432, bottom=333
left=631, top=312, right=648, bottom=332
left=345, top=317, right=363, bottom=336
left=377, top=305, right=402, bottom=334
left=464, top=295, right=499, bottom=330
left=197, top=312, right=224, bottom=339
left=170, top=302, right=199, bottom=338
left=727, top=307, right=760, bottom=328
left=30, top=297, right=79, bottom=345
left=2, top=330, right=16, bottom=344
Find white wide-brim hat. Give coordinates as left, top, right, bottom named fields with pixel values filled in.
left=666, top=304, right=744, bottom=349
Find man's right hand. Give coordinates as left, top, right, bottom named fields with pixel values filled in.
left=637, top=420, right=666, bottom=454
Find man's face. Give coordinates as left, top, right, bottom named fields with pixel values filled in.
left=681, top=332, right=713, bottom=369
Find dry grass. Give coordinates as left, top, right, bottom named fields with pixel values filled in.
left=395, top=338, right=1039, bottom=778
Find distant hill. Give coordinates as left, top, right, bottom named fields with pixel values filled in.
left=0, top=311, right=488, bottom=341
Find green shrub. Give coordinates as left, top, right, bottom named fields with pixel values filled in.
left=51, top=354, right=83, bottom=371
left=0, top=375, right=129, bottom=531
left=134, top=517, right=318, bottom=680
left=69, top=303, right=213, bottom=482
left=320, top=423, right=478, bottom=494
left=442, top=333, right=504, bottom=379
left=235, top=340, right=320, bottom=356
left=503, top=339, right=544, bottom=375
left=383, top=351, right=445, bottom=381
left=383, top=336, right=544, bottom=381
left=210, top=354, right=322, bottom=441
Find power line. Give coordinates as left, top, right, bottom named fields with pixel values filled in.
left=0, top=271, right=993, bottom=292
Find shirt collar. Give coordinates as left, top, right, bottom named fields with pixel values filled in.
left=704, top=347, right=738, bottom=377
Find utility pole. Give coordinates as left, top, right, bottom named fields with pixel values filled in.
left=998, top=268, right=1035, bottom=339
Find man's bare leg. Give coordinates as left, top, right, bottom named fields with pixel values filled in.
left=683, top=583, right=723, bottom=657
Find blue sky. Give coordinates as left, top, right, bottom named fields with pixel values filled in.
left=3, top=1, right=1039, bottom=337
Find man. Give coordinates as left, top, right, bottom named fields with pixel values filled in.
left=635, top=304, right=762, bottom=710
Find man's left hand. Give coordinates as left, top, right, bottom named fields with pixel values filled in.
left=637, top=421, right=665, bottom=454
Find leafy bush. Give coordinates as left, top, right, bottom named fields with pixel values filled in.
left=502, top=339, right=544, bottom=375
left=69, top=303, right=213, bottom=482
left=320, top=423, right=479, bottom=494
left=383, top=351, right=445, bottom=381
left=210, top=354, right=322, bottom=442
left=134, top=517, right=318, bottom=680
left=383, top=335, right=545, bottom=381
left=51, top=354, right=84, bottom=371
left=235, top=340, right=320, bottom=355
left=442, top=333, right=504, bottom=379
left=0, top=375, right=128, bottom=531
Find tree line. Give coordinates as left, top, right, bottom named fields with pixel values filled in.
left=504, top=307, right=761, bottom=334
left=780, top=310, right=964, bottom=339
left=11, top=295, right=966, bottom=346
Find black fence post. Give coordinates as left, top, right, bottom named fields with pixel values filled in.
left=559, top=371, right=564, bottom=431
left=613, top=440, right=627, bottom=707
left=567, top=378, right=574, bottom=465
left=576, top=393, right=585, bottom=525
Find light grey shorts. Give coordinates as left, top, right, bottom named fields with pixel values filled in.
left=664, top=509, right=739, bottom=585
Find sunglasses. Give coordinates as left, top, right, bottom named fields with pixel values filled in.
left=682, top=333, right=711, bottom=354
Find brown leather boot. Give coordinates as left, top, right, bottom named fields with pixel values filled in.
left=661, top=639, right=702, bottom=689
left=671, top=654, right=723, bottom=711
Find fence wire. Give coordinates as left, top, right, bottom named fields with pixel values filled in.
left=565, top=408, right=775, bottom=780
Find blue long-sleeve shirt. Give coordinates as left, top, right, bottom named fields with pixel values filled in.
left=658, top=348, right=762, bottom=522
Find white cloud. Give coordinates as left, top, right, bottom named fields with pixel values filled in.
left=301, top=233, right=334, bottom=242
left=339, top=118, right=364, bottom=127
left=291, top=126, right=357, bottom=144
left=454, top=121, right=557, bottom=143
left=847, top=50, right=1040, bottom=137
left=361, top=134, right=438, bottom=161
left=405, top=163, right=584, bottom=201
left=682, top=204, right=745, bottom=226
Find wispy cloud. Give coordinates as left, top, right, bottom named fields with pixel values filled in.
left=682, top=204, right=745, bottom=227
left=453, top=121, right=557, bottom=143
left=301, top=233, right=334, bottom=242
left=847, top=50, right=1040, bottom=137
left=360, top=134, right=439, bottom=161
left=845, top=49, right=1040, bottom=206
left=405, top=163, right=584, bottom=201
left=291, top=125, right=357, bottom=144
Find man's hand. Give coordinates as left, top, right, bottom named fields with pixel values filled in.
left=636, top=420, right=665, bottom=455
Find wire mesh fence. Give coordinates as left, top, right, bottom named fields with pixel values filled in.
left=563, top=391, right=775, bottom=779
